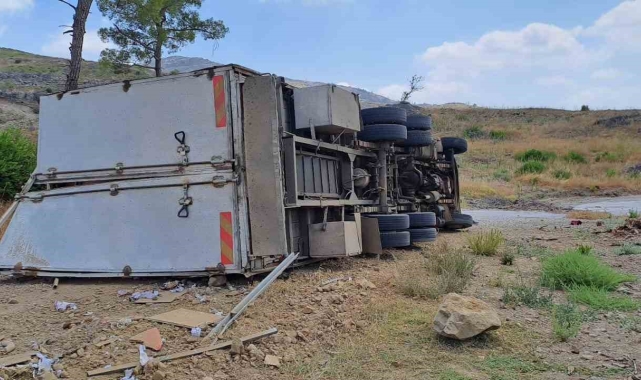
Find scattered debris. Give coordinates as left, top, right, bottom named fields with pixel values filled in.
left=0, top=352, right=36, bottom=367
left=121, top=368, right=136, bottom=380
left=87, top=328, right=277, bottom=377
left=170, top=286, right=185, bottom=293
left=264, top=354, right=281, bottom=368
left=190, top=327, right=202, bottom=337
left=0, top=339, right=15, bottom=354
left=321, top=276, right=351, bottom=286
left=138, top=345, right=150, bottom=366
left=208, top=276, right=227, bottom=287
left=194, top=294, right=207, bottom=303
left=133, top=291, right=184, bottom=304
left=35, top=352, right=54, bottom=373
left=130, top=290, right=159, bottom=301
left=612, top=218, right=641, bottom=237
left=355, top=278, right=376, bottom=289
left=533, top=236, right=559, bottom=241
left=570, top=220, right=583, bottom=226
left=94, top=338, right=117, bottom=348
left=147, top=308, right=222, bottom=328
left=162, top=280, right=180, bottom=290
left=54, top=301, right=77, bottom=312
left=52, top=278, right=59, bottom=289
left=117, top=290, right=131, bottom=297
left=230, top=338, right=244, bottom=355
left=130, top=328, right=163, bottom=351
left=433, top=293, right=501, bottom=340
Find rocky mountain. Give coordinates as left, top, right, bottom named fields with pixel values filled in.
left=163, top=55, right=396, bottom=106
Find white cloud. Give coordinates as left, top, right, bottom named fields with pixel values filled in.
left=0, top=0, right=34, bottom=12
left=41, top=30, right=113, bottom=60
left=535, top=75, right=572, bottom=86
left=583, top=1, right=641, bottom=49
left=376, top=84, right=406, bottom=101
left=590, top=68, right=621, bottom=80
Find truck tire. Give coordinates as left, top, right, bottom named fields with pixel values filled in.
left=380, top=231, right=411, bottom=248
left=441, top=137, right=468, bottom=154
left=406, top=115, right=432, bottom=130
left=408, top=228, right=438, bottom=243
left=365, top=214, right=410, bottom=231
left=443, top=212, right=473, bottom=230
left=358, top=124, right=407, bottom=143
left=361, top=107, right=407, bottom=125
left=407, top=212, right=437, bottom=227
left=399, top=130, right=432, bottom=147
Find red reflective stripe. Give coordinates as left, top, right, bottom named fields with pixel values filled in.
left=220, top=211, right=233, bottom=265
left=213, top=75, right=227, bottom=128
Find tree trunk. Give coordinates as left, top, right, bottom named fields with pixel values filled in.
left=154, top=55, right=162, bottom=77
left=65, top=0, right=93, bottom=92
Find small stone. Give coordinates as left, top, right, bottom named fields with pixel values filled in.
left=302, top=306, right=314, bottom=314
left=433, top=293, right=501, bottom=340
left=230, top=339, right=244, bottom=355
left=355, top=320, right=368, bottom=329
left=570, top=346, right=580, bottom=354
left=247, top=344, right=257, bottom=352
left=52, top=363, right=64, bottom=372
left=8, top=299, right=18, bottom=304
left=355, top=278, right=376, bottom=289
left=264, top=354, right=281, bottom=368
left=69, top=353, right=78, bottom=359
left=40, top=371, right=58, bottom=380
left=152, top=371, right=166, bottom=380
left=208, top=276, right=227, bottom=287
left=2, top=340, right=15, bottom=354
left=580, top=354, right=594, bottom=360
left=76, top=347, right=85, bottom=357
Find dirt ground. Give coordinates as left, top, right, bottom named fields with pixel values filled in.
left=1, top=212, right=640, bottom=380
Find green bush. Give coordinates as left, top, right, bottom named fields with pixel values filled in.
left=606, top=169, right=617, bottom=178
left=493, top=168, right=512, bottom=182
left=616, top=243, right=641, bottom=256
left=0, top=128, right=37, bottom=200
left=595, top=151, right=624, bottom=162
left=563, top=151, right=587, bottom=164
left=467, top=229, right=504, bottom=256
left=553, top=169, right=571, bottom=180
left=463, top=126, right=485, bottom=139
left=489, top=130, right=507, bottom=141
left=553, top=303, right=583, bottom=341
left=629, top=209, right=639, bottom=218
left=541, top=249, right=635, bottom=290
left=568, top=285, right=640, bottom=311
left=503, top=285, right=552, bottom=308
left=501, top=251, right=515, bottom=265
left=516, top=161, right=546, bottom=175
left=514, top=149, right=556, bottom=162
left=576, top=244, right=593, bottom=255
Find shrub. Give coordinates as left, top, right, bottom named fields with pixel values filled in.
left=616, top=243, right=641, bottom=256
left=563, top=151, right=587, bottom=164
left=503, top=285, right=553, bottom=308
left=516, top=161, right=546, bottom=175
left=493, top=168, right=512, bottom=182
left=489, top=130, right=507, bottom=141
left=0, top=128, right=37, bottom=200
left=514, top=149, right=556, bottom=162
left=595, top=151, right=624, bottom=162
left=580, top=105, right=590, bottom=111
left=606, top=169, right=617, bottom=178
left=568, top=285, right=640, bottom=311
left=576, top=244, right=593, bottom=255
left=467, top=229, right=504, bottom=256
left=501, top=251, right=514, bottom=265
left=629, top=209, right=640, bottom=218
left=553, top=169, right=571, bottom=180
left=541, top=249, right=635, bottom=290
left=553, top=303, right=583, bottom=341
left=463, top=126, right=485, bottom=139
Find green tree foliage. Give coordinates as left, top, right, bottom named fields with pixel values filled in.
left=97, top=0, right=228, bottom=76
left=0, top=129, right=36, bottom=200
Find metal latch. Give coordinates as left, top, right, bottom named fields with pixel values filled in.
left=174, top=131, right=190, bottom=166
left=178, top=184, right=193, bottom=218
left=210, top=156, right=235, bottom=170
left=114, top=162, right=124, bottom=174
left=46, top=167, right=57, bottom=178
left=109, top=184, right=119, bottom=196
left=212, top=175, right=238, bottom=188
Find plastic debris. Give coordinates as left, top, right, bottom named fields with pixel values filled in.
left=113, top=317, right=133, bottom=329
left=130, top=290, right=159, bottom=301
left=117, top=290, right=131, bottom=297
left=162, top=280, right=180, bottom=290
left=54, top=301, right=77, bottom=312
left=170, top=286, right=184, bottom=293
left=210, top=308, right=224, bottom=317
left=195, top=294, right=207, bottom=303
left=190, top=327, right=202, bottom=337
left=35, top=353, right=54, bottom=373
left=138, top=345, right=149, bottom=366
left=121, top=368, right=136, bottom=380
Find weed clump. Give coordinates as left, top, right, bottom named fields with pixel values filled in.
left=568, top=285, right=640, bottom=311
left=489, top=130, right=507, bottom=140
left=493, top=168, right=512, bottom=182
left=467, top=229, right=504, bottom=256
left=501, top=251, right=514, bottom=265
left=541, top=249, right=635, bottom=290
left=552, top=303, right=583, bottom=341
left=563, top=151, right=587, bottom=164
left=628, top=209, right=639, bottom=218
left=516, top=161, right=546, bottom=175
left=503, top=285, right=553, bottom=308
left=553, top=169, right=572, bottom=180
left=463, top=126, right=485, bottom=139
left=616, top=243, right=641, bottom=256
left=576, top=244, right=593, bottom=255
left=595, top=151, right=624, bottom=162
left=606, top=169, right=617, bottom=178
left=515, top=149, right=556, bottom=162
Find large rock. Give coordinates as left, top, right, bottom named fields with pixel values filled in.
left=433, top=293, right=501, bottom=340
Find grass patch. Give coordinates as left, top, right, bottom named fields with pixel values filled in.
left=514, top=149, right=556, bottom=162
left=516, top=161, right=546, bottom=175
left=619, top=316, right=641, bottom=332
left=606, top=168, right=617, bottom=178
left=563, top=151, right=587, bottom=164
left=566, top=210, right=611, bottom=220
left=0, top=128, right=37, bottom=200
left=628, top=209, right=639, bottom=218
left=576, top=244, right=593, bottom=255
left=493, top=168, right=512, bottom=182
left=552, top=303, right=583, bottom=341
left=616, top=243, right=641, bottom=255
left=595, top=151, right=624, bottom=162
left=489, top=130, right=508, bottom=141
left=503, top=285, right=553, bottom=309
left=467, top=229, right=504, bottom=256
left=553, top=169, right=572, bottom=180
left=517, top=245, right=553, bottom=258
left=541, top=249, right=635, bottom=290
left=463, top=126, right=485, bottom=139
left=568, top=285, right=640, bottom=311
left=500, top=251, right=514, bottom=265
left=439, top=370, right=472, bottom=380
left=396, top=244, right=476, bottom=299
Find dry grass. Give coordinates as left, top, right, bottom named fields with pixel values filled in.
left=566, top=210, right=612, bottom=220
left=467, top=229, right=504, bottom=256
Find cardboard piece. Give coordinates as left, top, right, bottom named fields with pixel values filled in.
left=130, top=328, right=163, bottom=351
left=134, top=291, right=184, bottom=304
left=0, top=351, right=37, bottom=367
left=147, top=308, right=223, bottom=328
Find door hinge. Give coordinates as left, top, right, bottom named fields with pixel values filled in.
left=212, top=175, right=238, bottom=188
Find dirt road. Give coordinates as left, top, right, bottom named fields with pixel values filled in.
left=0, top=201, right=640, bottom=379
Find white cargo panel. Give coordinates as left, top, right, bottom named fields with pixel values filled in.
left=37, top=72, right=230, bottom=173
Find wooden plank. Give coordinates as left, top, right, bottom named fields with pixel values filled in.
left=0, top=351, right=37, bottom=367
left=87, top=328, right=277, bottom=377
left=134, top=291, right=184, bottom=304
left=146, top=308, right=223, bottom=328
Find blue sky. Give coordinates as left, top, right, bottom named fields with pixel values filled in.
left=1, top=0, right=640, bottom=109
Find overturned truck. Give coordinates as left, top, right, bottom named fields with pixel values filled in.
left=0, top=65, right=472, bottom=277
